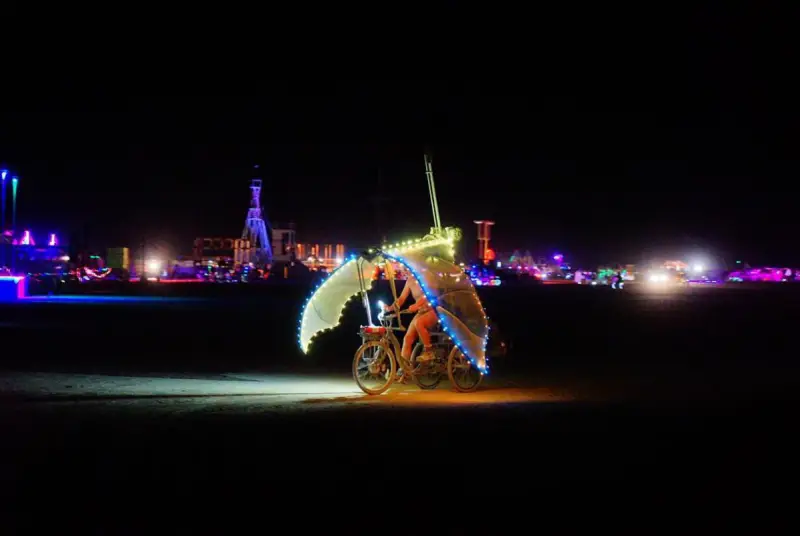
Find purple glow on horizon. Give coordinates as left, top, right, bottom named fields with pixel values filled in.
left=553, top=254, right=563, bottom=262
left=727, top=267, right=786, bottom=283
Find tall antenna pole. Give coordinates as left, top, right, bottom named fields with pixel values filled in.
left=424, top=153, right=442, bottom=232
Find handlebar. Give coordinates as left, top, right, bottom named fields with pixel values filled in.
left=376, top=309, right=414, bottom=332
left=382, top=309, right=412, bottom=318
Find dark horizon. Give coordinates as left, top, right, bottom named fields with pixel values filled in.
left=2, top=73, right=798, bottom=268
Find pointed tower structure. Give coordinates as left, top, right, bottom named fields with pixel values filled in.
left=241, top=165, right=273, bottom=265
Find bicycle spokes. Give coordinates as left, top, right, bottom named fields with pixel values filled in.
left=355, top=345, right=393, bottom=391
left=450, top=351, right=481, bottom=390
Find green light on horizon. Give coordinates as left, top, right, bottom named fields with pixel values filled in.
left=11, top=177, right=18, bottom=229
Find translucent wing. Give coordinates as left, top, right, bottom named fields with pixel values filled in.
left=387, top=249, right=489, bottom=372
left=299, top=257, right=376, bottom=352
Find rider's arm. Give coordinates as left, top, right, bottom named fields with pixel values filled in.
left=407, top=295, right=429, bottom=313
left=391, top=283, right=411, bottom=311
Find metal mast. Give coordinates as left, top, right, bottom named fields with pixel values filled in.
left=241, top=165, right=273, bottom=265
left=370, top=168, right=389, bottom=244
left=424, top=153, right=442, bottom=233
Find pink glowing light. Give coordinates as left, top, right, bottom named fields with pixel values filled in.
left=728, top=267, right=785, bottom=282
left=84, top=267, right=112, bottom=279
left=128, top=278, right=205, bottom=283
left=48, top=233, right=58, bottom=246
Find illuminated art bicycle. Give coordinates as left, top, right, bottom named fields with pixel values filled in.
left=298, top=155, right=491, bottom=395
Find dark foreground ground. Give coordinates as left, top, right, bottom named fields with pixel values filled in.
left=2, top=283, right=799, bottom=526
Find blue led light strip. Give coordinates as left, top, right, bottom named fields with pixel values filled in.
left=384, top=253, right=489, bottom=375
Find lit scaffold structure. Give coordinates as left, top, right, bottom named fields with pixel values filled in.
left=240, top=165, right=273, bottom=267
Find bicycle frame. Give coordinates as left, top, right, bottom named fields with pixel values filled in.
left=361, top=310, right=460, bottom=377
left=359, top=311, right=406, bottom=372
left=356, top=252, right=457, bottom=378
left=357, top=255, right=415, bottom=371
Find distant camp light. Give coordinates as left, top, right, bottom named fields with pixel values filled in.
left=146, top=259, right=162, bottom=273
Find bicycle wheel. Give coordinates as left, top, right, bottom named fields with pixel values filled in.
left=410, top=343, right=443, bottom=390
left=353, top=341, right=396, bottom=395
left=447, top=347, right=483, bottom=393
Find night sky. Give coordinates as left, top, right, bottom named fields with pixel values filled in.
left=1, top=9, right=798, bottom=268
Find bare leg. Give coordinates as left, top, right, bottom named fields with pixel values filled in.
left=415, top=310, right=438, bottom=348
left=402, top=316, right=419, bottom=360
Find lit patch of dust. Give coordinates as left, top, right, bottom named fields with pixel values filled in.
left=302, top=385, right=573, bottom=407
left=0, top=371, right=575, bottom=416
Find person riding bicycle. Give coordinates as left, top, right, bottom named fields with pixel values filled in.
left=384, top=275, right=437, bottom=366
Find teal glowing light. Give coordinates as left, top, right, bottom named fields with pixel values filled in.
left=11, top=178, right=18, bottom=229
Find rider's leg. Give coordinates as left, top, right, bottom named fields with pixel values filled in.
left=415, top=310, right=438, bottom=362
left=401, top=317, right=419, bottom=361
left=394, top=318, right=419, bottom=382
